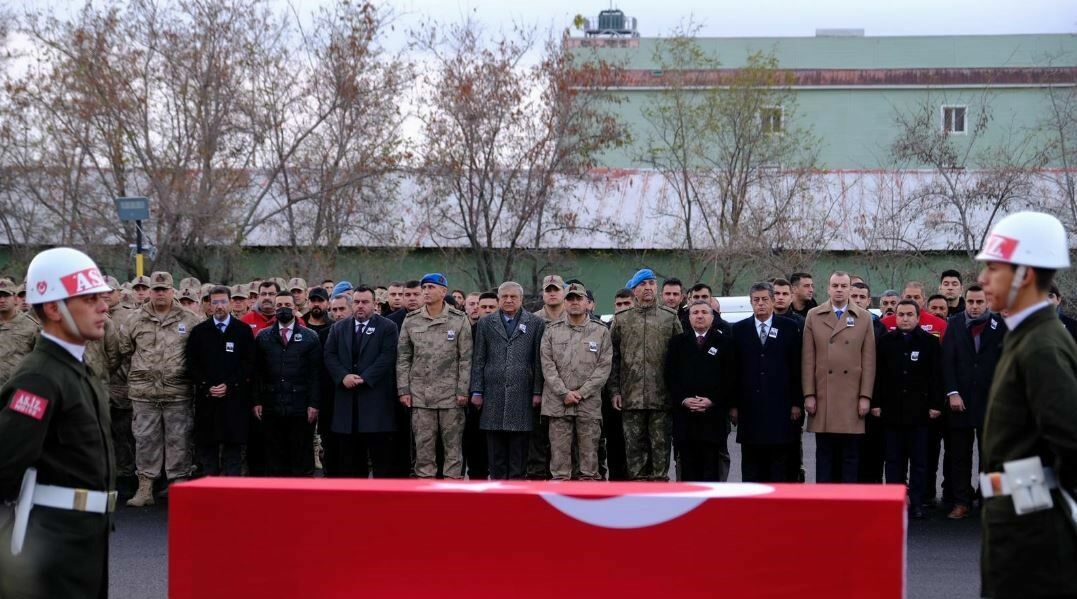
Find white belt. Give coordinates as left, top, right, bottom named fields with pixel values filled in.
left=33, top=484, right=117, bottom=514
left=980, top=467, right=1059, bottom=498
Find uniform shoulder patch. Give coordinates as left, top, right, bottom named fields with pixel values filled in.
left=8, top=389, right=49, bottom=420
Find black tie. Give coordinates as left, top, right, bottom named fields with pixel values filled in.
left=217, top=322, right=226, bottom=334
left=352, top=322, right=365, bottom=364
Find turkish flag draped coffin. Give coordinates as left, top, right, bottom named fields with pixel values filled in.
left=170, top=478, right=906, bottom=599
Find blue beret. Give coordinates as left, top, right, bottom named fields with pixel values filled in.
left=421, top=273, right=447, bottom=287
left=331, top=281, right=353, bottom=298
left=626, top=268, right=656, bottom=289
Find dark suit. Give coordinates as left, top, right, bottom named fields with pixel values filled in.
left=729, top=315, right=802, bottom=482
left=323, top=315, right=399, bottom=477
left=874, top=327, right=944, bottom=507
left=664, top=328, right=732, bottom=482
left=185, top=316, right=255, bottom=476
left=860, top=315, right=890, bottom=484
left=254, top=323, right=322, bottom=477
left=941, top=312, right=1006, bottom=508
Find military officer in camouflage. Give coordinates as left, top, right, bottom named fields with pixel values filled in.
left=118, top=271, right=202, bottom=507
left=397, top=273, right=472, bottom=479
left=0, top=278, right=39, bottom=388
left=540, top=283, right=613, bottom=480
left=610, top=268, right=683, bottom=481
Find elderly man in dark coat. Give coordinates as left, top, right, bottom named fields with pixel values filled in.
left=323, top=286, right=399, bottom=478
left=470, top=282, right=545, bottom=480
left=185, top=285, right=256, bottom=476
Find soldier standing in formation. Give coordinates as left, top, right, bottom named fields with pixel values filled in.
left=539, top=283, right=612, bottom=481
left=397, top=274, right=472, bottom=479
left=0, top=248, right=116, bottom=598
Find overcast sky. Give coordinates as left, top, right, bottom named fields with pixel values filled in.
left=11, top=0, right=1077, bottom=39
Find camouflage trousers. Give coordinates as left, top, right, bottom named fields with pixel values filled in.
left=548, top=416, right=602, bottom=481
left=622, top=409, right=672, bottom=481
left=412, top=407, right=465, bottom=479
left=132, top=399, right=194, bottom=480
left=111, top=406, right=136, bottom=477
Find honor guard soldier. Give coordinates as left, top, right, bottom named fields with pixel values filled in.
left=0, top=248, right=117, bottom=599
left=975, top=212, right=1077, bottom=598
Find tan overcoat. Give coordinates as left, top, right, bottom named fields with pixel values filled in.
left=801, top=301, right=876, bottom=434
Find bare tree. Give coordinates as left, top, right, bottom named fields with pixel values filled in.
left=890, top=91, right=1045, bottom=261
left=639, top=31, right=826, bottom=293
left=414, top=19, right=631, bottom=292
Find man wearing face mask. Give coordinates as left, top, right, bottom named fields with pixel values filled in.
left=252, top=292, right=322, bottom=477
left=241, top=281, right=305, bottom=336
left=185, top=286, right=255, bottom=476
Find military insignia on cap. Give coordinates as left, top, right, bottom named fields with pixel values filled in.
left=981, top=234, right=1019, bottom=261
left=155, top=273, right=166, bottom=282
left=36, top=281, right=48, bottom=294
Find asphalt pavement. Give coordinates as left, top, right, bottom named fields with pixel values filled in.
left=109, top=433, right=983, bottom=598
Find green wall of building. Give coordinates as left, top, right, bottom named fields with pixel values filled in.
left=0, top=245, right=986, bottom=310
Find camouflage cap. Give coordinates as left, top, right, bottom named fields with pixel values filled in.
left=131, top=275, right=152, bottom=289
left=200, top=283, right=214, bottom=299
left=0, top=277, right=16, bottom=295
left=15, top=283, right=25, bottom=296
left=120, top=288, right=136, bottom=303
left=178, top=287, right=199, bottom=302
left=374, top=287, right=388, bottom=304
left=230, top=284, right=248, bottom=299
left=271, top=277, right=287, bottom=292
left=542, top=275, right=565, bottom=290
left=149, top=271, right=173, bottom=290
left=564, top=282, right=588, bottom=299
left=288, top=277, right=307, bottom=292
left=104, top=275, right=122, bottom=291
left=179, top=277, right=202, bottom=290
left=122, top=281, right=133, bottom=291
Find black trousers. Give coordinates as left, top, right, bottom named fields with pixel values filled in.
left=246, top=413, right=266, bottom=476
left=815, top=433, right=862, bottom=483
left=679, top=439, right=725, bottom=482
left=741, top=443, right=793, bottom=483
left=263, top=413, right=314, bottom=477
left=197, top=442, right=243, bottom=476
left=787, top=415, right=806, bottom=482
left=602, top=395, right=628, bottom=481
left=335, top=432, right=395, bottom=478
left=320, top=431, right=339, bottom=477
left=463, top=405, right=488, bottom=480
left=486, top=431, right=529, bottom=480
left=526, top=408, right=551, bottom=480
left=885, top=426, right=928, bottom=506
left=925, top=419, right=948, bottom=504
left=946, top=427, right=983, bottom=508
left=858, top=416, right=886, bottom=483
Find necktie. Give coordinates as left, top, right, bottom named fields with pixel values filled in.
left=217, top=322, right=226, bottom=333
left=835, top=309, right=844, bottom=320
left=970, top=321, right=987, bottom=352
left=696, top=335, right=705, bottom=348
left=759, top=322, right=768, bottom=345
left=280, top=328, right=289, bottom=345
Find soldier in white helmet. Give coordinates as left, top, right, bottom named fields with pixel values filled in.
left=0, top=247, right=116, bottom=599
left=974, top=212, right=1077, bottom=598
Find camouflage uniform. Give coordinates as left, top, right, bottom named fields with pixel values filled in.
left=118, top=295, right=202, bottom=481
left=397, top=304, right=472, bottom=478
left=540, top=317, right=612, bottom=480
left=0, top=313, right=38, bottom=389
left=528, top=304, right=567, bottom=479
left=609, top=304, right=682, bottom=481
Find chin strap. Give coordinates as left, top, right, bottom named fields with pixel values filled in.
left=55, top=300, right=86, bottom=342
left=1005, top=265, right=1028, bottom=312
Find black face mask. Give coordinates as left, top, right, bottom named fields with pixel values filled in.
left=276, top=307, right=295, bottom=324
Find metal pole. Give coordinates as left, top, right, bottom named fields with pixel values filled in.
left=135, top=220, right=144, bottom=277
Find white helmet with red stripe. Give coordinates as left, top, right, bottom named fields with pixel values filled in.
left=25, top=247, right=113, bottom=305
left=975, top=212, right=1070, bottom=269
